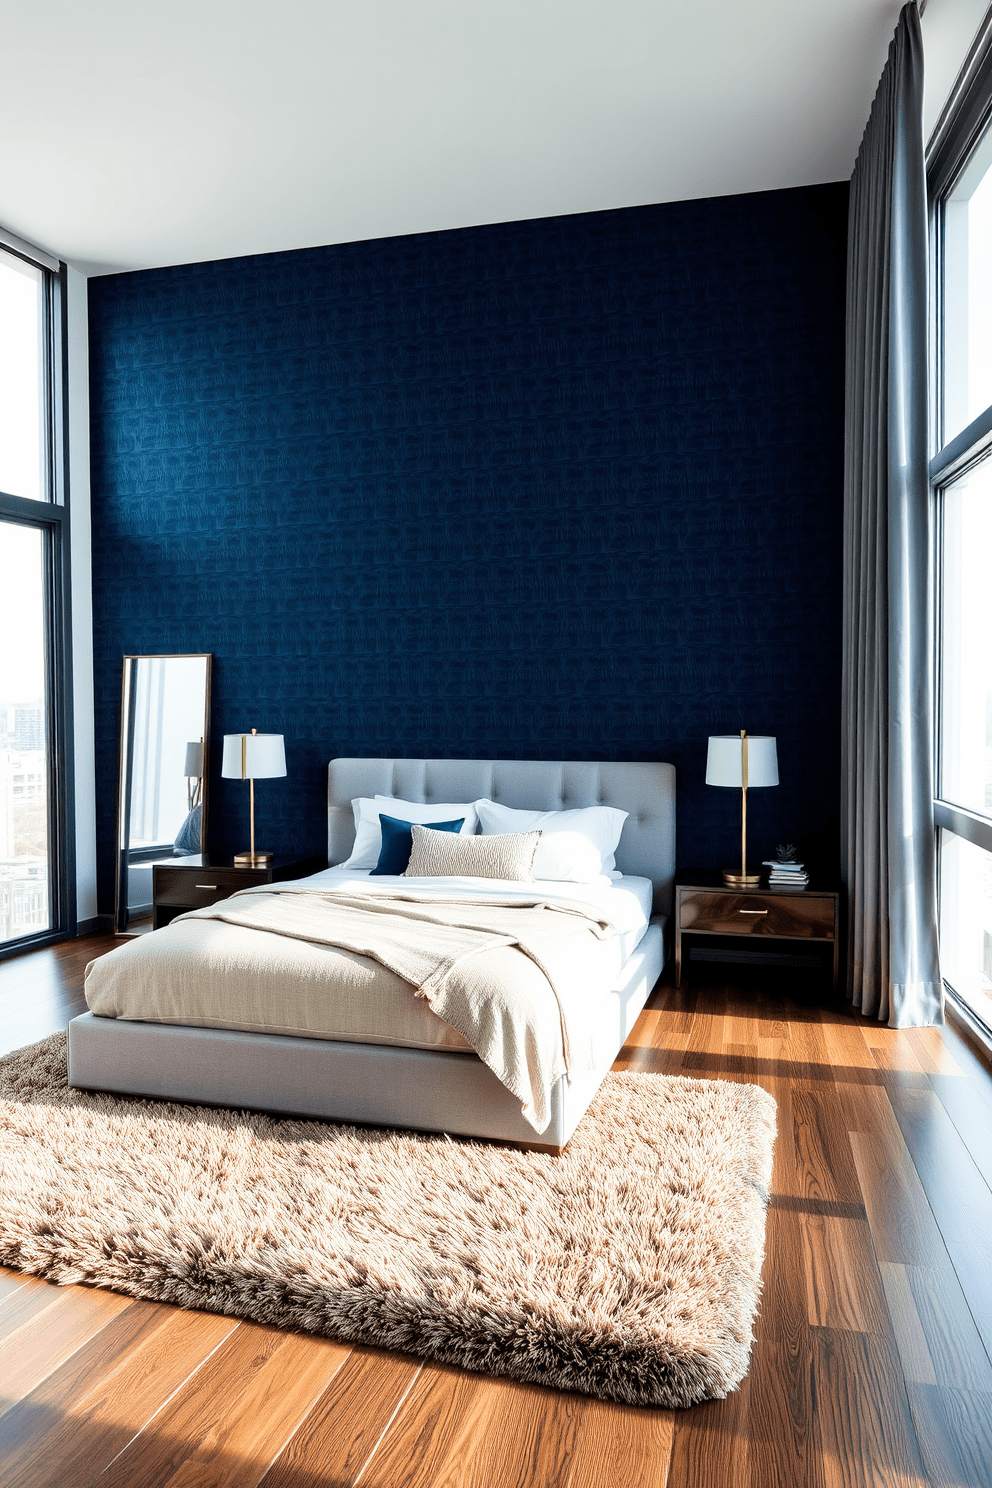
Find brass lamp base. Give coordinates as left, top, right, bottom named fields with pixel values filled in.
left=234, top=850, right=274, bottom=867
left=721, top=869, right=762, bottom=887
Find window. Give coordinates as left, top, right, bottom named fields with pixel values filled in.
left=0, top=250, right=46, bottom=503
left=938, top=830, right=992, bottom=1014
left=0, top=233, right=72, bottom=954
left=929, top=21, right=992, bottom=1038
left=938, top=456, right=992, bottom=820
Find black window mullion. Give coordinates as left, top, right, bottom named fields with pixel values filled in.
left=47, top=520, right=75, bottom=938
left=929, top=400, right=992, bottom=483
left=50, top=266, right=74, bottom=938
left=934, top=799, right=992, bottom=852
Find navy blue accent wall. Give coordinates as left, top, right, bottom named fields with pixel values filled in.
left=88, top=183, right=848, bottom=908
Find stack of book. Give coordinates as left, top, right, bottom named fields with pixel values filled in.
left=763, top=853, right=809, bottom=889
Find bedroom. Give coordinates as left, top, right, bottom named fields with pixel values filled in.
left=1, top=1, right=992, bottom=1483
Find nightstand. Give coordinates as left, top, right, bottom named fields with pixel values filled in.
left=151, top=854, right=327, bottom=929
left=675, top=871, right=840, bottom=991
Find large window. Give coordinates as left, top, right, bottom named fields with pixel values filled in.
left=0, top=233, right=72, bottom=953
left=0, top=250, right=46, bottom=502
left=930, top=24, right=992, bottom=1037
left=934, top=442, right=992, bottom=1017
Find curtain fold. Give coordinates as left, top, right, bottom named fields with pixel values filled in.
left=841, top=0, right=942, bottom=1027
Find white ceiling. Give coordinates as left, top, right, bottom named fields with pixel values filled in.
left=0, top=0, right=985, bottom=276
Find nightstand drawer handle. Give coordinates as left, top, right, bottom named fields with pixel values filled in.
left=195, top=884, right=219, bottom=890
left=738, top=908, right=768, bottom=915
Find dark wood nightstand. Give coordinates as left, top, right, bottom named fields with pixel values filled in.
left=152, top=854, right=327, bottom=929
left=675, top=871, right=840, bottom=991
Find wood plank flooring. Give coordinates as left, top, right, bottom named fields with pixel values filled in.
left=1, top=934, right=991, bottom=1486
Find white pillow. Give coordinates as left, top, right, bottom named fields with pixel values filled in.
left=342, top=795, right=480, bottom=870
left=475, top=800, right=628, bottom=882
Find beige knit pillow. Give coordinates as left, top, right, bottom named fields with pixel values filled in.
left=404, top=824, right=541, bottom=882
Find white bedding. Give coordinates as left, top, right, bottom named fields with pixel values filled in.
left=275, top=866, right=654, bottom=962
left=86, top=873, right=653, bottom=1062
left=85, top=872, right=655, bottom=1134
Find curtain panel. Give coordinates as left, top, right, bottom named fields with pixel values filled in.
left=841, top=0, right=942, bottom=1027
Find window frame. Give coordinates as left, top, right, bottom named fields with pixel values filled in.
left=927, top=7, right=992, bottom=1035
left=0, top=233, right=75, bottom=959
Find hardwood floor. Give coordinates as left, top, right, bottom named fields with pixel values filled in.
left=1, top=934, right=991, bottom=1486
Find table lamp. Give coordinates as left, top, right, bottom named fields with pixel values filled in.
left=221, top=728, right=286, bottom=866
left=705, top=730, right=778, bottom=886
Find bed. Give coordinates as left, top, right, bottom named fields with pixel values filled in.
left=68, top=757, right=676, bottom=1151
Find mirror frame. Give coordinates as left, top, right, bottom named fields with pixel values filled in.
left=114, top=653, right=212, bottom=935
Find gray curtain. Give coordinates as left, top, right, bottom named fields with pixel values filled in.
left=842, top=0, right=942, bottom=1027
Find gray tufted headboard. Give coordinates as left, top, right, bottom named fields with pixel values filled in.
left=327, top=758, right=676, bottom=916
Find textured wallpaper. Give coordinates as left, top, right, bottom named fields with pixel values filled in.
left=88, top=183, right=848, bottom=908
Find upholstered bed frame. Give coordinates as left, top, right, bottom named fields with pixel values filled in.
left=68, top=758, right=676, bottom=1151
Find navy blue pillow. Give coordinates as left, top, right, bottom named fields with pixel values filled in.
left=370, top=814, right=466, bottom=876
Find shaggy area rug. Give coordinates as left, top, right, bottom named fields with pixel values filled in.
left=0, top=1034, right=775, bottom=1408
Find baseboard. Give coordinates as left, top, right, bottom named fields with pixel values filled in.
left=78, top=915, right=113, bottom=937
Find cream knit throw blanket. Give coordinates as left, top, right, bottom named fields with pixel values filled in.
left=178, top=887, right=618, bottom=1131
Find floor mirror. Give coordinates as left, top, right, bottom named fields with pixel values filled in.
left=115, top=654, right=212, bottom=935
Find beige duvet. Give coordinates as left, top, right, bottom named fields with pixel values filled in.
left=84, top=886, right=623, bottom=1132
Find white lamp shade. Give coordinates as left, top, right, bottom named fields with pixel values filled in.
left=221, top=732, right=286, bottom=781
left=184, top=741, right=203, bottom=777
left=705, top=735, right=778, bottom=788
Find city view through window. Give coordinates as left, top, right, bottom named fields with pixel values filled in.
left=0, top=521, right=49, bottom=945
